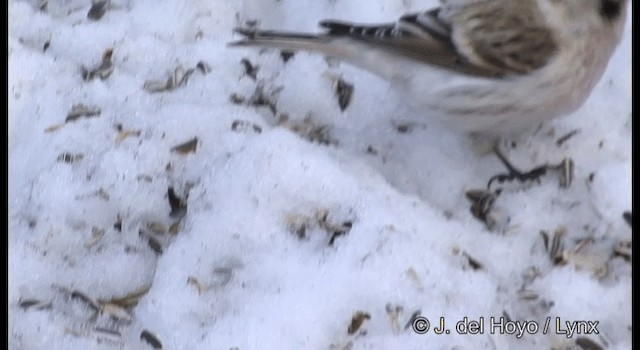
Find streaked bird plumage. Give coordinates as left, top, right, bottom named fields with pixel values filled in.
left=230, top=0, right=628, bottom=137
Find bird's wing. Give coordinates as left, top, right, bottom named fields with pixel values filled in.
left=320, top=1, right=558, bottom=78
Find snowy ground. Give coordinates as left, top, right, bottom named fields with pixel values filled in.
left=9, top=0, right=631, bottom=349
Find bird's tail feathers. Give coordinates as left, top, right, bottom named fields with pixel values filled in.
left=229, top=28, right=331, bottom=53
left=229, top=27, right=406, bottom=81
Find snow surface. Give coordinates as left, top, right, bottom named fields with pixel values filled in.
left=9, top=0, right=631, bottom=349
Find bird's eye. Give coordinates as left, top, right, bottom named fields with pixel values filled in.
left=600, top=0, right=622, bottom=20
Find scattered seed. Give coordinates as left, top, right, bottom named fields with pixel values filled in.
left=286, top=215, right=309, bottom=239
left=328, top=221, right=352, bottom=246
left=541, top=228, right=566, bottom=265
left=231, top=119, right=262, bottom=134
left=550, top=228, right=566, bottom=265
left=140, top=329, right=162, bottom=349
left=107, top=284, right=152, bottom=308
left=292, top=222, right=310, bottom=239
left=44, top=123, right=65, bottom=133
left=57, top=152, right=84, bottom=164
left=575, top=336, right=605, bottom=350
left=556, top=129, right=580, bottom=146
left=247, top=84, right=278, bottom=115
left=347, top=311, right=371, bottom=335
left=564, top=247, right=609, bottom=277
left=19, top=298, right=52, bottom=311
left=66, top=104, right=101, bottom=123
left=392, top=121, right=416, bottom=134
left=99, top=302, right=132, bottom=322
left=171, top=137, right=198, bottom=155
left=195, top=61, right=211, bottom=74
left=146, top=235, right=163, bottom=255
left=240, top=58, right=259, bottom=80
left=279, top=115, right=335, bottom=145
left=94, top=327, right=120, bottom=336
left=366, top=145, right=378, bottom=155
left=540, top=231, right=550, bottom=250
left=93, top=327, right=122, bottom=343
left=143, top=79, right=171, bottom=93
left=82, top=48, right=114, bottom=81
left=316, top=210, right=353, bottom=246
left=466, top=188, right=501, bottom=230
left=280, top=50, right=294, bottom=63
left=613, top=240, right=631, bottom=262
left=335, top=78, right=354, bottom=111
left=116, top=129, right=141, bottom=142
left=172, top=66, right=191, bottom=87
left=229, top=93, right=245, bottom=104
left=315, top=210, right=331, bottom=226
left=85, top=226, right=106, bottom=247
left=71, top=290, right=100, bottom=311
left=572, top=236, right=595, bottom=255
left=463, top=251, right=484, bottom=271
left=144, top=66, right=194, bottom=93
left=87, top=0, right=109, bottom=20
left=113, top=215, right=122, bottom=232
left=558, top=158, right=574, bottom=188
left=187, top=276, right=208, bottom=295
left=167, top=187, right=188, bottom=217
left=385, top=303, right=404, bottom=334
left=286, top=210, right=354, bottom=244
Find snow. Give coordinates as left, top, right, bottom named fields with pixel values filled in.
left=9, top=0, right=631, bottom=349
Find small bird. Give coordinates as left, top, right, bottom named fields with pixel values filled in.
left=230, top=0, right=628, bottom=139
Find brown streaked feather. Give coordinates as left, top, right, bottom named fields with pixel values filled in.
left=319, top=17, right=506, bottom=78
left=449, top=0, right=558, bottom=74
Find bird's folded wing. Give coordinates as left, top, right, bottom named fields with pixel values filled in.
left=320, top=3, right=558, bottom=78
